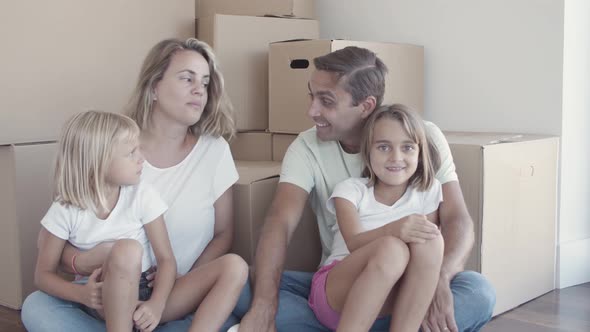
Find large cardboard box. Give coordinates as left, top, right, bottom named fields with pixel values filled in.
left=0, top=143, right=57, bottom=308
left=445, top=132, right=559, bottom=316
left=272, top=133, right=297, bottom=161
left=233, top=161, right=321, bottom=272
left=230, top=132, right=273, bottom=161
left=269, top=40, right=424, bottom=133
left=196, top=0, right=315, bottom=19
left=197, top=15, right=319, bottom=131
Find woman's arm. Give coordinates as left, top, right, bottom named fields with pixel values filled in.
left=336, top=198, right=440, bottom=252
left=35, top=228, right=99, bottom=307
left=189, top=187, right=234, bottom=270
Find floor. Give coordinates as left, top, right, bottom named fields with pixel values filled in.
left=1, top=283, right=589, bottom=331
left=482, top=282, right=590, bottom=332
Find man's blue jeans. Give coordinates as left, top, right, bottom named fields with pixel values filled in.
left=21, top=270, right=494, bottom=332
left=226, top=270, right=496, bottom=332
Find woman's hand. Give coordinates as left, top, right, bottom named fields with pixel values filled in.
left=389, top=214, right=440, bottom=243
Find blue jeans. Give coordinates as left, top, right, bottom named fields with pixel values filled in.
left=21, top=291, right=199, bottom=332
left=227, top=270, right=496, bottom=332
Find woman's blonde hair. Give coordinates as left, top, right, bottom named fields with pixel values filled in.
left=361, top=104, right=440, bottom=191
left=126, top=38, right=235, bottom=139
left=54, top=111, right=140, bottom=213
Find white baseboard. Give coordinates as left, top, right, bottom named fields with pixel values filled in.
left=557, top=237, right=590, bottom=288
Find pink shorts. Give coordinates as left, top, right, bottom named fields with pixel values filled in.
left=309, top=260, right=341, bottom=330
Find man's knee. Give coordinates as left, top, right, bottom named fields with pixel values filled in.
left=453, top=271, right=496, bottom=318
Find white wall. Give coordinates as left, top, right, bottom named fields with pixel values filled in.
left=316, top=0, right=564, bottom=135
left=317, top=0, right=590, bottom=288
left=558, top=0, right=590, bottom=288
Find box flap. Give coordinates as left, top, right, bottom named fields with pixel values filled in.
left=444, top=131, right=557, bottom=147
left=236, top=161, right=282, bottom=185
left=196, top=0, right=315, bottom=19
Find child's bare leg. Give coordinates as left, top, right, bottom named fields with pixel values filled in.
left=101, top=239, right=143, bottom=332
left=325, top=236, right=409, bottom=332
left=160, top=253, right=248, bottom=332
left=390, top=233, right=444, bottom=332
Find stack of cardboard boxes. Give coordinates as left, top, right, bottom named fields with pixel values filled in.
left=195, top=0, right=322, bottom=271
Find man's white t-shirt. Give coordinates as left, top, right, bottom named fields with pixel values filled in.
left=280, top=121, right=457, bottom=265
left=142, top=135, right=238, bottom=276
left=324, top=177, right=443, bottom=266
left=41, top=182, right=168, bottom=272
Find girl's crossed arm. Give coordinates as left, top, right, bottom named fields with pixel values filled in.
left=335, top=198, right=440, bottom=253
left=34, top=228, right=104, bottom=310
left=132, top=215, right=176, bottom=331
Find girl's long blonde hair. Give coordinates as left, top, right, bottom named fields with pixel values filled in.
left=361, top=104, right=440, bottom=191
left=54, top=111, right=140, bottom=213
left=125, top=38, right=235, bottom=139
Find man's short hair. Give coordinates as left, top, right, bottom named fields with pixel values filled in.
left=313, top=46, right=388, bottom=107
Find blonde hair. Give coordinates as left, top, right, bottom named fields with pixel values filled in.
left=361, top=104, right=440, bottom=191
left=126, top=38, right=235, bottom=139
left=54, top=111, right=140, bottom=213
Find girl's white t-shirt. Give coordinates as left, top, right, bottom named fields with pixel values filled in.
left=324, top=177, right=443, bottom=266
left=41, top=182, right=168, bottom=272
left=142, top=135, right=238, bottom=276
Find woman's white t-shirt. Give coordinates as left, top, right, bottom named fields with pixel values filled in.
left=41, top=182, right=168, bottom=272
left=142, top=135, right=238, bottom=276
left=324, top=177, right=443, bottom=266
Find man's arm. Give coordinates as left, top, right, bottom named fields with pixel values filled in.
left=422, top=180, right=473, bottom=332
left=438, top=181, right=473, bottom=280
left=240, top=182, right=309, bottom=331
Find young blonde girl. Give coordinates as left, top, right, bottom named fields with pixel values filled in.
left=35, top=111, right=177, bottom=332
left=308, top=104, right=445, bottom=332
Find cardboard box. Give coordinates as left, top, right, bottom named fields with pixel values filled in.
left=196, top=0, right=315, bottom=19
left=232, top=161, right=321, bottom=272
left=0, top=143, right=57, bottom=309
left=230, top=132, right=273, bottom=161
left=446, top=132, right=559, bottom=316
left=269, top=40, right=424, bottom=133
left=197, top=15, right=319, bottom=131
left=272, top=133, right=297, bottom=161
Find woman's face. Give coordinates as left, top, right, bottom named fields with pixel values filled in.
left=152, top=50, right=210, bottom=127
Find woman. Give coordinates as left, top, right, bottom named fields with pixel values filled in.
left=22, top=38, right=245, bottom=332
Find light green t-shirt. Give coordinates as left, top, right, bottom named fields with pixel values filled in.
left=279, top=121, right=458, bottom=265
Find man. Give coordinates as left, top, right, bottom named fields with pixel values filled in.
left=235, top=46, right=495, bottom=332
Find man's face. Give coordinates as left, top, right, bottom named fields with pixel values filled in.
left=307, top=70, right=366, bottom=142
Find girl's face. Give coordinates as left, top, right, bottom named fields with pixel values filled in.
left=369, top=117, right=419, bottom=188
left=106, top=137, right=144, bottom=187
left=152, top=50, right=210, bottom=127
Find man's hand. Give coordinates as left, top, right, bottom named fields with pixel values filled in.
left=421, top=277, right=458, bottom=332
left=239, top=303, right=277, bottom=332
